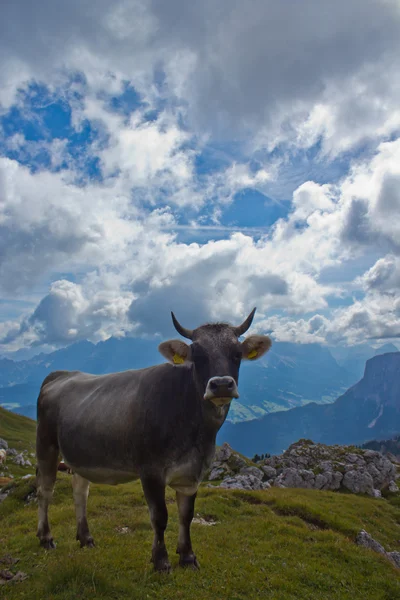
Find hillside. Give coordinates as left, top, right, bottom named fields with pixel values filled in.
left=0, top=406, right=36, bottom=452
left=362, top=436, right=400, bottom=460
left=0, top=337, right=372, bottom=423
left=2, top=409, right=400, bottom=597
left=220, top=352, right=400, bottom=456
left=1, top=475, right=400, bottom=598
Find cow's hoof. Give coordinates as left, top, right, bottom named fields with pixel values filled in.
left=179, top=554, right=200, bottom=570
left=40, top=537, right=56, bottom=550
left=78, top=535, right=95, bottom=548
left=153, top=558, right=171, bottom=573
left=152, top=551, right=171, bottom=573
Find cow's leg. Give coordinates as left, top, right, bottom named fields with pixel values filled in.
left=36, top=441, right=59, bottom=549
left=72, top=473, right=95, bottom=548
left=176, top=491, right=200, bottom=569
left=141, top=476, right=170, bottom=572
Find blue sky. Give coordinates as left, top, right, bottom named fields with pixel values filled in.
left=1, top=0, right=400, bottom=356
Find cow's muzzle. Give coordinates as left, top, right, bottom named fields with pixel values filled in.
left=204, top=376, right=239, bottom=406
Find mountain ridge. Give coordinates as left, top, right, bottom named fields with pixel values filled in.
left=219, top=351, right=400, bottom=456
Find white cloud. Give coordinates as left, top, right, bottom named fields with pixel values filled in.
left=1, top=0, right=400, bottom=353
left=1, top=0, right=400, bottom=157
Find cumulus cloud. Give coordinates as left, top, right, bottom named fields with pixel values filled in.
left=358, top=255, right=400, bottom=294
left=1, top=0, right=400, bottom=157
left=1, top=0, right=400, bottom=353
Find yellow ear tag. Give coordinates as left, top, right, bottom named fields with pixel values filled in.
left=173, top=353, right=185, bottom=364
left=248, top=349, right=258, bottom=360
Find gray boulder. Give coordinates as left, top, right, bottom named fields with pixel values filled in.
left=239, top=466, right=263, bottom=480
left=209, top=467, right=228, bottom=481
left=261, top=465, right=277, bottom=480
left=215, top=443, right=233, bottom=462
left=342, top=470, right=374, bottom=495
left=356, top=530, right=386, bottom=555
left=0, top=438, right=8, bottom=450
left=315, top=471, right=343, bottom=491
left=274, top=468, right=315, bottom=489
left=220, top=474, right=270, bottom=491
left=357, top=530, right=400, bottom=569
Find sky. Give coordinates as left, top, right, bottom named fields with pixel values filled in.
left=1, top=0, right=400, bottom=357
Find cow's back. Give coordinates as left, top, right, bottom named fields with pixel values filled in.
left=36, top=364, right=203, bottom=480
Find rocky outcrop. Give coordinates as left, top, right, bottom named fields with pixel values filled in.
left=13, top=453, right=32, bottom=467
left=207, top=440, right=399, bottom=495
left=356, top=530, right=400, bottom=569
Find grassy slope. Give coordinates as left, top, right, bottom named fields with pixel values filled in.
left=0, top=406, right=36, bottom=452
left=1, top=476, right=400, bottom=600
left=1, top=409, right=400, bottom=599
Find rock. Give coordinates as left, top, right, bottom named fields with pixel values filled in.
left=239, top=466, right=263, bottom=480
left=388, top=481, right=399, bottom=493
left=13, top=454, right=26, bottom=466
left=0, top=569, right=14, bottom=582
left=6, top=449, right=17, bottom=456
left=214, top=440, right=399, bottom=497
left=192, top=515, right=218, bottom=526
left=24, top=459, right=32, bottom=467
left=220, top=474, right=270, bottom=491
left=0, top=556, right=19, bottom=566
left=315, top=471, right=343, bottom=491
left=356, top=530, right=400, bottom=570
left=21, top=474, right=34, bottom=480
left=10, top=571, right=28, bottom=583
left=345, top=453, right=366, bottom=466
left=356, top=530, right=386, bottom=554
left=0, top=439, right=8, bottom=450
left=274, top=468, right=315, bottom=489
left=228, top=454, right=248, bottom=471
left=209, top=467, right=227, bottom=481
left=387, top=552, right=400, bottom=569
left=363, top=450, right=381, bottom=459
left=261, top=465, right=277, bottom=479
left=386, top=452, right=400, bottom=464
left=342, top=470, right=374, bottom=495
left=215, top=443, right=232, bottom=462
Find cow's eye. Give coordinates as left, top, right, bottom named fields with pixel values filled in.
left=193, top=348, right=208, bottom=365
left=233, top=351, right=242, bottom=363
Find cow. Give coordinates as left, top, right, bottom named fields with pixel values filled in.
left=0, top=449, right=6, bottom=465
left=36, top=308, right=271, bottom=572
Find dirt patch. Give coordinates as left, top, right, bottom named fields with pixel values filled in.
left=193, top=513, right=219, bottom=526
left=270, top=506, right=329, bottom=530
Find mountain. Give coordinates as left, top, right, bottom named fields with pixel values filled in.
left=0, top=337, right=358, bottom=422
left=330, top=343, right=399, bottom=383
left=219, top=352, right=400, bottom=456
left=361, top=435, right=400, bottom=460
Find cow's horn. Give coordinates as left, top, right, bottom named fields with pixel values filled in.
left=171, top=312, right=194, bottom=340
left=233, top=307, right=257, bottom=337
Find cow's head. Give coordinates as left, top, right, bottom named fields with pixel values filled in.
left=159, top=308, right=271, bottom=407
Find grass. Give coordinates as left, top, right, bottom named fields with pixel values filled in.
left=0, top=406, right=36, bottom=452
left=1, top=476, right=400, bottom=600
left=1, top=410, right=400, bottom=599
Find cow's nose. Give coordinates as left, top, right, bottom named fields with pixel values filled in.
left=204, top=376, right=239, bottom=402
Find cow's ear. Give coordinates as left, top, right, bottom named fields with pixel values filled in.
left=158, top=339, right=192, bottom=364
left=241, top=335, right=272, bottom=360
